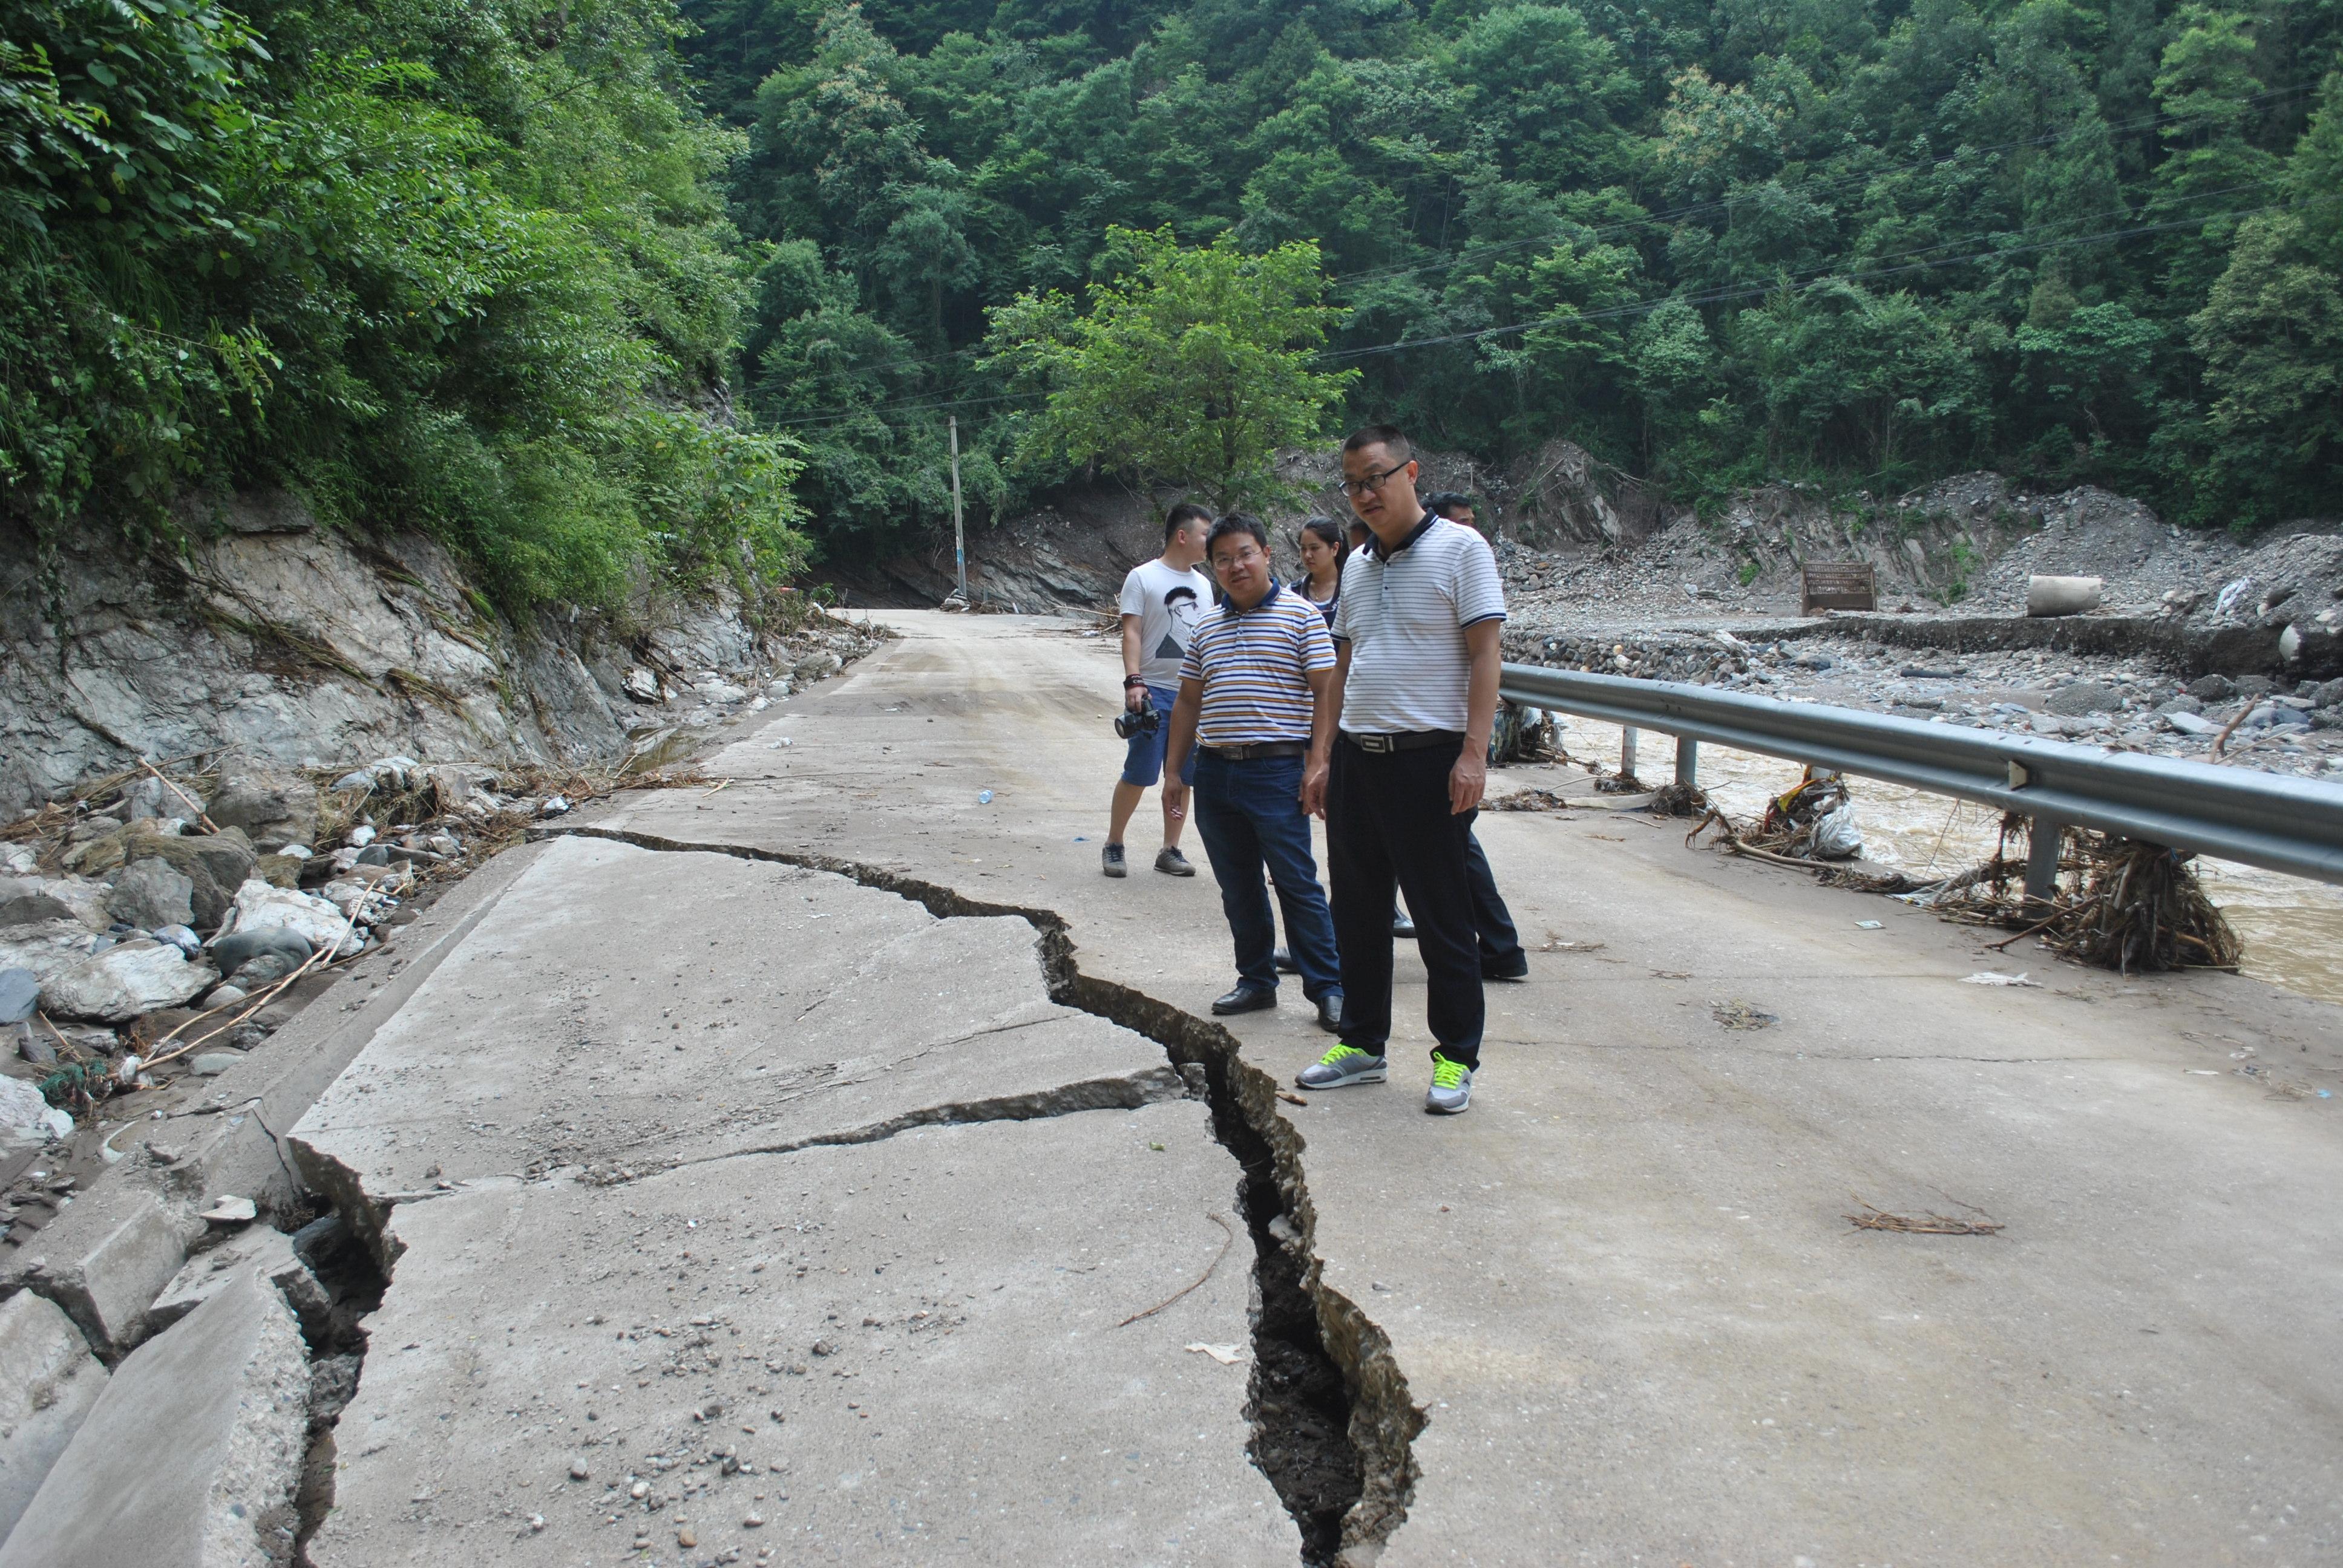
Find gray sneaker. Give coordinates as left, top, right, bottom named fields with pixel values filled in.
left=1424, top=1053, right=1473, bottom=1114
left=1296, top=1045, right=1387, bottom=1090
left=1155, top=846, right=1196, bottom=877
left=1101, top=843, right=1127, bottom=878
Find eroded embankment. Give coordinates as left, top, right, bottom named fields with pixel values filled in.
left=510, top=823, right=1426, bottom=1564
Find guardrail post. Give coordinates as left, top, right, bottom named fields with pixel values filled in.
left=2024, top=815, right=2061, bottom=904
left=1675, top=735, right=1699, bottom=788
left=1621, top=727, right=1639, bottom=779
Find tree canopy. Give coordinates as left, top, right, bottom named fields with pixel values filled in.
left=2, top=0, right=807, bottom=613
left=690, top=0, right=2343, bottom=544
left=983, top=226, right=1355, bottom=510
left=9, top=0, right=2339, bottom=598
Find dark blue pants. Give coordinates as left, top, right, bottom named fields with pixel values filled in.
left=1466, top=832, right=1524, bottom=973
left=1193, top=752, right=1342, bottom=1003
left=1328, top=737, right=1484, bottom=1067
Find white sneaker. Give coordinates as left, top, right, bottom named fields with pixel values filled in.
left=1424, top=1053, right=1474, bottom=1114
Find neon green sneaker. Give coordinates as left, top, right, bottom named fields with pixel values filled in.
left=1425, top=1053, right=1475, bottom=1114
left=1296, top=1044, right=1387, bottom=1090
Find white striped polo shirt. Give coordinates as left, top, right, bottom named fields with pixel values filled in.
left=1179, top=584, right=1336, bottom=746
left=1331, top=514, right=1507, bottom=733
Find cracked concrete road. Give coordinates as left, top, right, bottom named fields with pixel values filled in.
left=585, top=610, right=2343, bottom=1566
left=290, top=835, right=1293, bottom=1566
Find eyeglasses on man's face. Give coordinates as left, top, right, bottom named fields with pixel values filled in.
left=1339, top=460, right=1407, bottom=497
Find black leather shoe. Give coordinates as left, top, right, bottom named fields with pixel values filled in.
left=1314, top=993, right=1345, bottom=1033
left=1211, top=986, right=1277, bottom=1016
left=1273, top=947, right=1299, bottom=973
left=1392, top=910, right=1417, bottom=938
left=1483, top=957, right=1529, bottom=982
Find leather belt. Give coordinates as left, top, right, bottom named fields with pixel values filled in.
left=1201, top=741, right=1308, bottom=760
left=1340, top=729, right=1463, bottom=754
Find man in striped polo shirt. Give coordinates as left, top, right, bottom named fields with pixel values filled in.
left=1299, top=425, right=1506, bottom=1114
left=1161, top=515, right=1345, bottom=1033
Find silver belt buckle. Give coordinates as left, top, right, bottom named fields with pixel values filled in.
left=1354, top=732, right=1394, bottom=753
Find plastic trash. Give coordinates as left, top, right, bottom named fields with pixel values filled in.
left=977, top=790, right=994, bottom=805
left=1810, top=802, right=1863, bottom=860
left=1854, top=920, right=1883, bottom=929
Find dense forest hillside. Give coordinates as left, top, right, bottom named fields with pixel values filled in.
left=4, top=0, right=807, bottom=612
left=688, top=0, right=2343, bottom=555
left=7, top=1, right=2337, bottom=587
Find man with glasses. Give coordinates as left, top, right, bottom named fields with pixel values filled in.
left=1298, top=426, right=1506, bottom=1114
left=1161, top=515, right=1345, bottom=1033
left=1414, top=494, right=1529, bottom=982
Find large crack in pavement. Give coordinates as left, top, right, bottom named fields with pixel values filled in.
left=530, top=823, right=1425, bottom=1565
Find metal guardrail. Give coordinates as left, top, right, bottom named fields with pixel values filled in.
left=1499, top=663, right=2343, bottom=896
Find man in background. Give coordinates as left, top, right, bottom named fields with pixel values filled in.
left=1104, top=502, right=1213, bottom=878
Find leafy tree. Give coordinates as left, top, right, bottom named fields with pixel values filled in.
left=2182, top=72, right=2343, bottom=524
left=2, top=0, right=809, bottom=617
left=984, top=225, right=1354, bottom=509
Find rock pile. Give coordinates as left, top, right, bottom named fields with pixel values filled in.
left=0, top=610, right=891, bottom=1138
left=1501, top=626, right=2343, bottom=779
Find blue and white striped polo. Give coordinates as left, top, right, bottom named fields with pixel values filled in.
left=1331, top=515, right=1507, bottom=733
left=1179, top=584, right=1336, bottom=746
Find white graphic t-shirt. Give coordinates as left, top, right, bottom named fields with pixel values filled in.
left=1119, top=558, right=1216, bottom=689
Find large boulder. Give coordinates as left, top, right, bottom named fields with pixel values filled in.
left=0, top=1077, right=56, bottom=1143
left=0, top=877, right=107, bottom=932
left=224, top=879, right=359, bottom=957
left=0, top=923, right=100, bottom=985
left=206, top=926, right=312, bottom=990
left=0, top=969, right=36, bottom=1025
left=202, top=754, right=318, bottom=852
left=103, top=859, right=195, bottom=932
left=2044, top=679, right=2122, bottom=717
left=38, top=941, right=217, bottom=1023
left=111, top=828, right=254, bottom=933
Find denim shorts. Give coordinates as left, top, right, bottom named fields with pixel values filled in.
left=1120, top=684, right=1196, bottom=787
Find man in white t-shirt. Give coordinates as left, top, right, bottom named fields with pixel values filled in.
left=1104, top=503, right=1215, bottom=878
left=1296, top=425, right=1507, bottom=1115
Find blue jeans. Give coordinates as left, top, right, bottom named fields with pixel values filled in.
left=1192, top=751, right=1342, bottom=1003
left=1119, top=684, right=1196, bottom=787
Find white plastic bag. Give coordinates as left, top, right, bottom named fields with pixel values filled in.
left=1810, top=802, right=1863, bottom=860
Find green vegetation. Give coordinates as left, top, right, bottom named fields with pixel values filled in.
left=10, top=0, right=2339, bottom=596
left=689, top=0, right=2343, bottom=549
left=983, top=226, right=1354, bottom=511
left=2, top=0, right=805, bottom=613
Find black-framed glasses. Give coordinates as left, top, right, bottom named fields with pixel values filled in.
left=1339, top=461, right=1407, bottom=497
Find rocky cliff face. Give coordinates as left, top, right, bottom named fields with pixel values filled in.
left=1, top=493, right=841, bottom=818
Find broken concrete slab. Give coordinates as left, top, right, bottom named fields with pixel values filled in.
left=8, top=1177, right=203, bottom=1357
left=0, top=1260, right=311, bottom=1568
left=289, top=835, right=1178, bottom=1263
left=0, top=1291, right=108, bottom=1537
left=307, top=1102, right=1292, bottom=1568
left=147, top=1226, right=329, bottom=1344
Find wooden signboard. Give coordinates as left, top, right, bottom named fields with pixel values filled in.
left=1801, top=562, right=1876, bottom=615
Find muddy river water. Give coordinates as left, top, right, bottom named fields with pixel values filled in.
left=1543, top=717, right=2343, bottom=1007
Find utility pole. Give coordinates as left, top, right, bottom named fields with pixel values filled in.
left=948, top=415, right=968, bottom=604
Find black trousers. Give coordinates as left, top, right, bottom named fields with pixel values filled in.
left=1464, top=830, right=1523, bottom=970
left=1327, top=736, right=1485, bottom=1068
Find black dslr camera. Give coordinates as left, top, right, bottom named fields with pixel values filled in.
left=1115, top=687, right=1162, bottom=740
